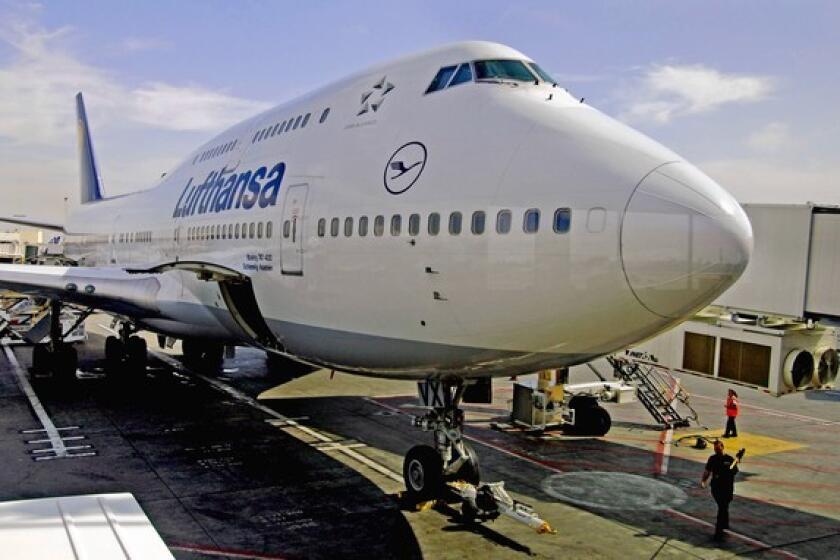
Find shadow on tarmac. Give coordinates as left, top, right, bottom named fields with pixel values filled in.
left=9, top=347, right=422, bottom=560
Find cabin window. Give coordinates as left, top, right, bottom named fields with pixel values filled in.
left=235, top=223, right=241, bottom=239
left=228, top=224, right=234, bottom=239
left=301, top=113, right=311, bottom=128
left=553, top=208, right=571, bottom=233
left=471, top=211, right=486, bottom=235
left=358, top=216, right=369, bottom=237
left=408, top=213, right=420, bottom=236
left=257, top=222, right=264, bottom=239
left=426, top=65, right=457, bottom=94
left=266, top=221, right=273, bottom=238
left=271, top=123, right=280, bottom=136
left=249, top=222, right=255, bottom=239
left=278, top=120, right=287, bottom=134
left=449, top=212, right=462, bottom=235
left=317, top=218, right=325, bottom=237
left=524, top=208, right=540, bottom=233
left=428, top=212, right=440, bottom=235
left=293, top=115, right=302, bottom=130
left=242, top=223, right=247, bottom=239
left=330, top=217, right=339, bottom=237
left=319, top=108, right=330, bottom=123
left=221, top=225, right=226, bottom=240
left=284, top=220, right=291, bottom=238
left=344, top=217, right=353, bottom=237
left=390, top=214, right=402, bottom=236
left=284, top=119, right=294, bottom=132
left=374, top=215, right=385, bottom=236
left=496, top=210, right=512, bottom=234
left=586, top=207, right=606, bottom=233
left=449, top=63, right=473, bottom=87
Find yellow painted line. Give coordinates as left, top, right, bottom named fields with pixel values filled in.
left=682, top=431, right=804, bottom=457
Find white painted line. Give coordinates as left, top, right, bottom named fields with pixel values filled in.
left=655, top=428, right=674, bottom=475
left=3, top=346, right=68, bottom=459
left=151, top=350, right=403, bottom=484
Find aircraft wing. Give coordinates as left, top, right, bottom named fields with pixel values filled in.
left=0, top=216, right=64, bottom=231
left=0, top=264, right=161, bottom=317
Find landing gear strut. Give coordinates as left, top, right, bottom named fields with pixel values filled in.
left=31, top=301, right=87, bottom=382
left=403, top=379, right=552, bottom=533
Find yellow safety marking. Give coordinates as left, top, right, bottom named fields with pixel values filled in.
left=685, top=430, right=804, bottom=457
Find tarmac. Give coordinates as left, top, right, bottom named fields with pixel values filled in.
left=1, top=317, right=839, bottom=559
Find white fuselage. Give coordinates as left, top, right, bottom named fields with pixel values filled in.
left=60, top=42, right=752, bottom=379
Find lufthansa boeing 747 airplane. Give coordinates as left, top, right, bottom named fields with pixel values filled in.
left=0, top=41, right=752, bottom=502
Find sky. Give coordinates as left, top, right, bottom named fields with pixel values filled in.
left=0, top=0, right=838, bottom=227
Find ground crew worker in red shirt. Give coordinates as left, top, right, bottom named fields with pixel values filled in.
left=723, top=389, right=739, bottom=438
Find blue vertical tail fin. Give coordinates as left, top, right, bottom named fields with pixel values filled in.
left=76, top=92, right=105, bottom=203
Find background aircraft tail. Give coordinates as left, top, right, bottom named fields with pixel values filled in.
left=76, top=92, right=105, bottom=204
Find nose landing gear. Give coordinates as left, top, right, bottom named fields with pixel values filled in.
left=403, top=379, right=553, bottom=534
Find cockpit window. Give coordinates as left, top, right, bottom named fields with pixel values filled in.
left=527, top=62, right=556, bottom=84
left=426, top=65, right=457, bottom=94
left=448, top=63, right=473, bottom=87
left=474, top=60, right=536, bottom=82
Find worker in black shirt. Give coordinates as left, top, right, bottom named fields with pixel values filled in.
left=700, top=440, right=744, bottom=540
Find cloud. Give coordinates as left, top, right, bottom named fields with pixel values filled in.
left=622, top=64, right=775, bottom=123
left=131, top=83, right=270, bottom=131
left=746, top=122, right=792, bottom=153
left=0, top=22, right=270, bottom=146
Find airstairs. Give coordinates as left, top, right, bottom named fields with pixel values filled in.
left=607, top=353, right=698, bottom=429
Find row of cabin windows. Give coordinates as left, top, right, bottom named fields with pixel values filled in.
left=316, top=208, right=572, bottom=238
left=194, top=139, right=238, bottom=165
left=187, top=221, right=273, bottom=242
left=117, top=231, right=152, bottom=244
left=252, top=108, right=331, bottom=144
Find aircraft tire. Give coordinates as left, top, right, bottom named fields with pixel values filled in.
left=403, top=444, right=444, bottom=501
left=32, top=344, right=51, bottom=373
left=104, top=336, right=125, bottom=372
left=203, top=344, right=224, bottom=369
left=54, top=345, right=78, bottom=383
left=576, top=405, right=611, bottom=436
left=126, top=336, right=147, bottom=375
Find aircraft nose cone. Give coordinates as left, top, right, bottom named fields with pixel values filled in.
left=621, top=162, right=753, bottom=319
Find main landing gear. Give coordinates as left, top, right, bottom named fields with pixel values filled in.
left=181, top=338, right=224, bottom=370
left=103, top=320, right=148, bottom=377
left=403, top=379, right=553, bottom=533
left=31, top=301, right=90, bottom=382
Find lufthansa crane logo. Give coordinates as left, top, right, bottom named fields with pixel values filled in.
left=384, top=142, right=427, bottom=195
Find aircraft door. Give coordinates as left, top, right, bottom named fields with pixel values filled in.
left=280, top=184, right=308, bottom=276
